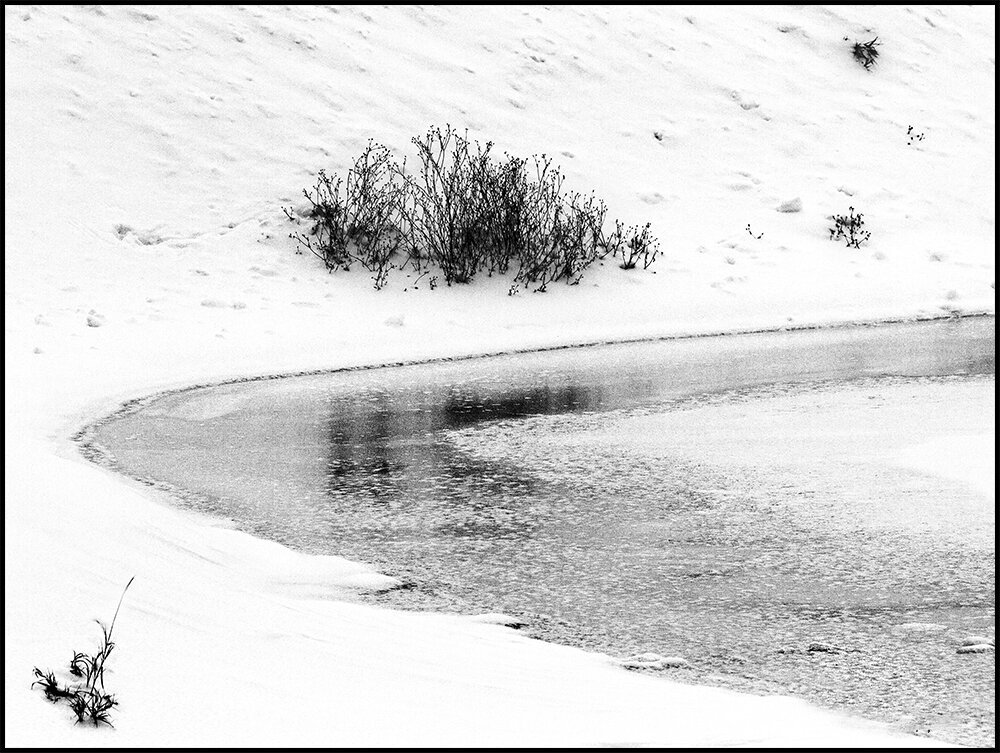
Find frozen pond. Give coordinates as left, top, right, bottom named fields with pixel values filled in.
left=94, top=318, right=995, bottom=746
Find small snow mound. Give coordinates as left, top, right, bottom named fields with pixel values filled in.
left=621, top=653, right=689, bottom=669
left=465, top=613, right=527, bottom=629
left=730, top=91, right=760, bottom=110
left=956, top=644, right=995, bottom=655
left=384, top=314, right=405, bottom=328
left=136, top=231, right=163, bottom=246
left=777, top=197, right=802, bottom=213
left=961, top=636, right=995, bottom=647
left=807, top=642, right=847, bottom=654
left=85, top=310, right=104, bottom=327
left=249, top=265, right=280, bottom=277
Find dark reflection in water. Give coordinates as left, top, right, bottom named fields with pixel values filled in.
left=441, top=382, right=602, bottom=426
left=322, top=383, right=605, bottom=540
left=326, top=382, right=601, bottom=479
left=95, top=317, right=996, bottom=746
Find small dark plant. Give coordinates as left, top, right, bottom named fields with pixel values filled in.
left=829, top=206, right=872, bottom=248
left=907, top=125, right=925, bottom=145
left=746, top=223, right=763, bottom=240
left=617, top=223, right=660, bottom=270
left=31, top=577, right=134, bottom=728
left=851, top=36, right=880, bottom=70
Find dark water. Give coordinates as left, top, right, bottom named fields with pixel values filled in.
left=95, top=318, right=995, bottom=745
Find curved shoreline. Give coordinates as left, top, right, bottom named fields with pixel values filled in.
left=72, top=310, right=994, bottom=746
left=74, top=309, right=994, bottom=462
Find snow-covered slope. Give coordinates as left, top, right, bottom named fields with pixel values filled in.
left=4, top=4, right=993, bottom=746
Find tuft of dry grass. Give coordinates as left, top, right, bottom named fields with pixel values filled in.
left=31, top=577, right=134, bottom=728
left=851, top=37, right=880, bottom=70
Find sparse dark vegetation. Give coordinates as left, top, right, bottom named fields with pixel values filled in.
left=907, top=125, right=925, bottom=145
left=829, top=206, right=872, bottom=248
left=746, top=223, right=763, bottom=240
left=31, top=577, right=134, bottom=728
left=850, top=36, right=880, bottom=70
left=284, top=141, right=407, bottom=290
left=286, top=125, right=660, bottom=291
left=604, top=220, right=660, bottom=271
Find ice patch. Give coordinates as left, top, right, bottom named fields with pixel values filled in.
left=621, top=653, right=690, bottom=669
left=145, top=391, right=252, bottom=421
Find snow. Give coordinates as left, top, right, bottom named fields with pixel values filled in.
left=5, top=4, right=993, bottom=746
left=889, top=434, right=996, bottom=502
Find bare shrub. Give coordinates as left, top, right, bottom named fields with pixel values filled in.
left=829, top=206, right=872, bottom=248
left=286, top=141, right=406, bottom=289
left=401, top=126, right=492, bottom=285
left=288, top=126, right=661, bottom=291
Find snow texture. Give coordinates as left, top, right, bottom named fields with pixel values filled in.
left=5, top=4, right=993, bottom=747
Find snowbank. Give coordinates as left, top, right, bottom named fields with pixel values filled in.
left=5, top=4, right=992, bottom=746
